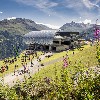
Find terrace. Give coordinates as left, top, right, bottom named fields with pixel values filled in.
left=23, top=30, right=80, bottom=52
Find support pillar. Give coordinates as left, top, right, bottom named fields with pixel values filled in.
left=49, top=45, right=52, bottom=51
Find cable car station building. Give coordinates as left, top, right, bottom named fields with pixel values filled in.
left=23, top=30, right=79, bottom=52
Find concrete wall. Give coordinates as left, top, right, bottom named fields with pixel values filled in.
left=56, top=45, right=69, bottom=51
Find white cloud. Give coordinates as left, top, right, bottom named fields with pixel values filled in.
left=95, top=0, right=100, bottom=4
left=36, top=22, right=60, bottom=29
left=16, top=0, right=58, bottom=9
left=7, top=17, right=16, bottom=20
left=15, top=0, right=58, bottom=15
left=65, top=0, right=84, bottom=8
left=83, top=19, right=91, bottom=24
left=15, top=0, right=66, bottom=22
left=82, top=0, right=100, bottom=9
left=0, top=11, right=3, bottom=14
left=14, top=0, right=100, bottom=24
left=36, top=0, right=58, bottom=9
left=63, top=0, right=100, bottom=23
left=44, top=24, right=60, bottom=29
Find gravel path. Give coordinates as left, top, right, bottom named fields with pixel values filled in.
left=0, top=52, right=53, bottom=87
left=0, top=51, right=99, bottom=87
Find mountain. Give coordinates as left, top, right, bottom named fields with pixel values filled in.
left=0, top=30, right=27, bottom=59
left=60, top=21, right=94, bottom=33
left=81, top=25, right=100, bottom=40
left=0, top=18, right=51, bottom=35
left=59, top=21, right=100, bottom=40
left=0, top=18, right=52, bottom=59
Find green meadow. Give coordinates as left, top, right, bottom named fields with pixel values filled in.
left=0, top=43, right=99, bottom=100
left=0, top=51, right=43, bottom=77
left=33, top=44, right=98, bottom=81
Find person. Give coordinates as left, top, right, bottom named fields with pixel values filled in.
left=25, top=63, right=27, bottom=67
left=35, top=52, right=37, bottom=57
left=28, top=55, right=30, bottom=61
left=17, top=64, right=18, bottom=67
left=66, top=54, right=68, bottom=59
left=23, top=64, right=26, bottom=73
left=6, top=65, right=8, bottom=71
left=4, top=59, right=7, bottom=64
left=15, top=65, right=17, bottom=69
left=27, top=65, right=31, bottom=78
left=38, top=65, right=39, bottom=71
left=37, top=56, right=39, bottom=59
left=13, top=65, right=17, bottom=75
left=32, top=55, right=34, bottom=59
left=31, top=60, right=33, bottom=65
left=10, top=60, right=12, bottom=64
left=39, top=58, right=41, bottom=62
left=25, top=63, right=28, bottom=73
left=41, top=63, right=44, bottom=66
left=14, top=69, right=16, bottom=75
left=12, top=59, right=14, bottom=63
left=1, top=66, right=5, bottom=73
left=26, top=64, right=29, bottom=73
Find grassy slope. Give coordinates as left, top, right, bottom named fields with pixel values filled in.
left=0, top=51, right=43, bottom=77
left=0, top=44, right=98, bottom=79
left=0, top=44, right=98, bottom=100
left=41, top=45, right=90, bottom=64
left=32, top=44, right=98, bottom=81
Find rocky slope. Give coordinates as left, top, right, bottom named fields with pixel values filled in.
left=60, top=21, right=100, bottom=40
left=60, top=21, right=94, bottom=33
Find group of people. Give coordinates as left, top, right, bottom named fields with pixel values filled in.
left=0, top=57, right=18, bottom=74
left=14, top=51, right=39, bottom=75
left=0, top=51, right=53, bottom=76
left=0, top=65, right=9, bottom=73
left=4, top=57, right=17, bottom=64
left=18, top=63, right=30, bottom=75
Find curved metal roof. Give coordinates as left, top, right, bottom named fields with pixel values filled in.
left=24, top=30, right=57, bottom=38
left=23, top=30, right=57, bottom=45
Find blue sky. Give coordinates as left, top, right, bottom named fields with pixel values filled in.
left=0, top=0, right=100, bottom=29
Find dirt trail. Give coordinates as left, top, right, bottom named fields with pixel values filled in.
left=0, top=52, right=53, bottom=87
left=0, top=50, right=99, bottom=87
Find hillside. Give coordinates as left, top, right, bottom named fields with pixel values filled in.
left=0, top=30, right=27, bottom=59
left=59, top=21, right=100, bottom=40
left=0, top=18, right=51, bottom=35
left=60, top=21, right=94, bottom=33
left=0, top=44, right=99, bottom=100
left=0, top=18, right=52, bottom=59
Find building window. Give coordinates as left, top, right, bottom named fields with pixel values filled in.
left=52, top=47, right=56, bottom=51
left=53, top=41, right=59, bottom=44
left=61, top=41, right=71, bottom=45
left=45, top=46, right=49, bottom=50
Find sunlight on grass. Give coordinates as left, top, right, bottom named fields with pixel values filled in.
left=0, top=51, right=43, bottom=77
left=41, top=45, right=90, bottom=64
left=33, top=44, right=98, bottom=82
